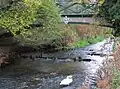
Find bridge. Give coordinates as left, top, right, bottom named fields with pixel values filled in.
left=56, top=0, right=97, bottom=24
left=56, top=0, right=113, bottom=28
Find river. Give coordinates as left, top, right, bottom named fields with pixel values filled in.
left=0, top=38, right=114, bottom=89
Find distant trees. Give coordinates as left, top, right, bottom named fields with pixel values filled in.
left=99, top=0, right=120, bottom=36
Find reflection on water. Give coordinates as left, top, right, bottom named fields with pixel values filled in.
left=0, top=38, right=114, bottom=89
left=0, top=58, right=87, bottom=89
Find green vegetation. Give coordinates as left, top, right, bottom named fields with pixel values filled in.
left=74, top=39, right=90, bottom=48
left=0, top=0, right=39, bottom=35
left=99, top=0, right=120, bottom=36
left=73, top=36, right=104, bottom=48
left=111, top=69, right=120, bottom=89
left=67, top=24, right=112, bottom=48
left=0, top=0, right=63, bottom=46
left=99, top=1, right=120, bottom=88
left=0, top=0, right=113, bottom=49
left=111, top=42, right=120, bottom=89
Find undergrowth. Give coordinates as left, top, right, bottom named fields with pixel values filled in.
left=73, top=36, right=104, bottom=48
left=67, top=24, right=112, bottom=48
left=111, top=68, right=120, bottom=89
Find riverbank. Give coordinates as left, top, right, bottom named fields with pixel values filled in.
left=110, top=39, right=120, bottom=89
left=94, top=38, right=120, bottom=89
left=0, top=24, right=112, bottom=67
left=62, top=24, right=113, bottom=48
left=45, top=24, right=113, bottom=50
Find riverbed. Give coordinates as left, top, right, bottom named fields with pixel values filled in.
left=0, top=38, right=114, bottom=89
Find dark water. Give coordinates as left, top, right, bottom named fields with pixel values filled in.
left=0, top=59, right=88, bottom=89
left=0, top=38, right=114, bottom=89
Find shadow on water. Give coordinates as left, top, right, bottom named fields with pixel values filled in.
left=0, top=38, right=114, bottom=89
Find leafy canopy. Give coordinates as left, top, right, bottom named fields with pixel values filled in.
left=0, top=0, right=62, bottom=45
left=99, top=0, right=120, bottom=36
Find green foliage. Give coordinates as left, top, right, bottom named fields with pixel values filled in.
left=88, top=36, right=104, bottom=44
left=0, top=0, right=37, bottom=35
left=100, top=0, right=120, bottom=23
left=73, top=36, right=104, bottom=48
left=99, top=0, right=120, bottom=36
left=19, top=0, right=61, bottom=45
left=0, top=0, right=62, bottom=45
left=74, top=40, right=89, bottom=48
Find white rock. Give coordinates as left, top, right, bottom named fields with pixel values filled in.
left=60, top=75, right=73, bottom=86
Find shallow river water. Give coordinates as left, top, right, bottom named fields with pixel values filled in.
left=0, top=38, right=114, bottom=89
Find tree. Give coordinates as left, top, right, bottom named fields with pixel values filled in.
left=99, top=0, right=120, bottom=36
left=0, top=0, right=62, bottom=45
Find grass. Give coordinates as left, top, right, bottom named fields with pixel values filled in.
left=70, top=36, right=104, bottom=48
left=74, top=39, right=90, bottom=48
